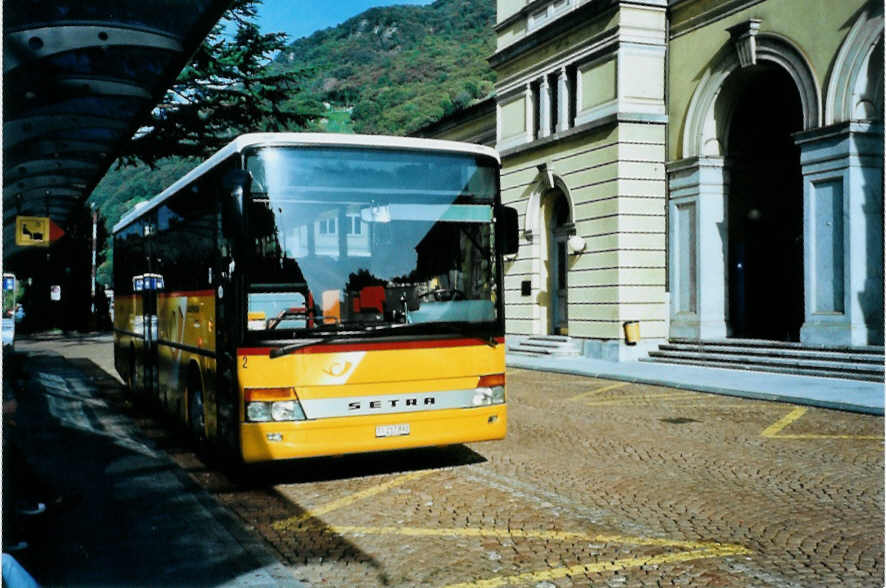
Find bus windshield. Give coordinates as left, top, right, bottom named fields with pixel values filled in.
left=242, top=146, right=500, bottom=341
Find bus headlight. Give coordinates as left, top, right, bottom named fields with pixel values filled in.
left=246, top=402, right=272, bottom=422
left=271, top=400, right=305, bottom=421
left=472, top=386, right=506, bottom=406
left=246, top=400, right=307, bottom=422
left=245, top=388, right=307, bottom=422
left=472, top=374, right=506, bottom=406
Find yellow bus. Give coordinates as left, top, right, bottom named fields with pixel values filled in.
left=113, top=133, right=518, bottom=463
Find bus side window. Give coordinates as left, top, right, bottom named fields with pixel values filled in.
left=114, top=223, right=145, bottom=297
left=156, top=178, right=217, bottom=293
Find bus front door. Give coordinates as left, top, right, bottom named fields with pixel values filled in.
left=214, top=263, right=243, bottom=458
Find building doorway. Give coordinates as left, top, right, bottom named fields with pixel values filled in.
left=548, top=190, right=570, bottom=335
left=726, top=65, right=804, bottom=341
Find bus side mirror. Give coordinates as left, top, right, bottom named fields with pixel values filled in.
left=221, top=170, right=252, bottom=252
left=496, top=205, right=519, bottom=256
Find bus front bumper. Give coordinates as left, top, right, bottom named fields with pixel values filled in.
left=240, top=405, right=506, bottom=463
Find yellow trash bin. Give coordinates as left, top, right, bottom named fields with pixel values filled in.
left=623, top=321, right=640, bottom=345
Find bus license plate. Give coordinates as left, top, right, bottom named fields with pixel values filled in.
left=376, top=423, right=410, bottom=438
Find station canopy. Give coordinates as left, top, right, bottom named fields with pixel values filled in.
left=3, top=0, right=233, bottom=262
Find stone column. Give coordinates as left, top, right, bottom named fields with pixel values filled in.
left=495, top=100, right=502, bottom=146
left=538, top=75, right=552, bottom=138
left=523, top=83, right=535, bottom=140
left=556, top=67, right=570, bottom=134
left=795, top=122, right=884, bottom=346
left=667, top=157, right=730, bottom=340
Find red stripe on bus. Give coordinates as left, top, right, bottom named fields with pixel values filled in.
left=238, top=337, right=505, bottom=355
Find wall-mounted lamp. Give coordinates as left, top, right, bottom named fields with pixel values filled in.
left=567, top=235, right=586, bottom=254
left=537, top=162, right=554, bottom=191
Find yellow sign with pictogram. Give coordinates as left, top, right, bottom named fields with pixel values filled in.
left=15, top=216, right=64, bottom=247
left=16, top=216, right=50, bottom=247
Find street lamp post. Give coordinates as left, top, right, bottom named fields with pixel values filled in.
left=91, top=203, right=97, bottom=315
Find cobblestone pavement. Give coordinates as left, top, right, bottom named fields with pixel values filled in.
left=197, top=369, right=885, bottom=587
left=18, top=337, right=885, bottom=587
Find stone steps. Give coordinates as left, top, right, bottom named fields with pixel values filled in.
left=643, top=338, right=885, bottom=382
left=508, top=335, right=582, bottom=357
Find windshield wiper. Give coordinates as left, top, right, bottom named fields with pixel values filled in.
left=268, top=334, right=344, bottom=358
left=268, top=324, right=415, bottom=358
left=266, top=323, right=409, bottom=358
left=268, top=322, right=498, bottom=359
left=364, top=322, right=500, bottom=347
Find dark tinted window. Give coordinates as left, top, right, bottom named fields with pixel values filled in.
left=113, top=221, right=146, bottom=295
left=154, top=179, right=217, bottom=292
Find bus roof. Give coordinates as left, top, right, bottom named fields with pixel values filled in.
left=112, top=133, right=501, bottom=234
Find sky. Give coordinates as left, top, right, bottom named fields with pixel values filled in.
left=256, top=0, right=435, bottom=42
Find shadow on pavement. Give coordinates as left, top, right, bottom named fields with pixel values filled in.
left=236, top=444, right=487, bottom=487
left=5, top=338, right=496, bottom=587
left=212, top=436, right=488, bottom=587
left=3, top=348, right=301, bottom=587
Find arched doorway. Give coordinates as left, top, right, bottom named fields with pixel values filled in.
left=725, top=65, right=804, bottom=341
left=546, top=189, right=570, bottom=335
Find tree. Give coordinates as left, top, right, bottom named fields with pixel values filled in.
left=120, top=0, right=321, bottom=167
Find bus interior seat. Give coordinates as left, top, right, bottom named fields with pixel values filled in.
left=357, top=286, right=385, bottom=314
left=322, top=290, right=341, bottom=324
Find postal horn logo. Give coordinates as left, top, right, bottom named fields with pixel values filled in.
left=323, top=359, right=353, bottom=377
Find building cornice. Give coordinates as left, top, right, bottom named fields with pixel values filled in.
left=495, top=0, right=557, bottom=33
left=494, top=27, right=620, bottom=94
left=411, top=97, right=496, bottom=140
left=490, top=0, right=620, bottom=70
left=665, top=155, right=726, bottom=174
left=793, top=120, right=884, bottom=145
left=668, top=0, right=766, bottom=40
left=500, top=112, right=666, bottom=159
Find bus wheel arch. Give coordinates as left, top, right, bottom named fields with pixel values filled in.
left=186, top=361, right=206, bottom=445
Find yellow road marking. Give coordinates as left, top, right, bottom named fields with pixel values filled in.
left=272, top=470, right=433, bottom=531
left=655, top=401, right=763, bottom=409
left=761, top=406, right=883, bottom=440
left=570, top=385, right=773, bottom=409
left=323, top=525, right=739, bottom=551
left=581, top=391, right=699, bottom=406
left=771, top=433, right=883, bottom=440
left=761, top=406, right=808, bottom=437
left=568, top=382, right=630, bottom=402
left=273, top=477, right=752, bottom=586
left=443, top=545, right=752, bottom=588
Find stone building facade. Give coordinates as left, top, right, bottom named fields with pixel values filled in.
left=666, top=0, right=883, bottom=349
left=418, top=0, right=883, bottom=358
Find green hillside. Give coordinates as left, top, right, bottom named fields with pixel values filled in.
left=276, top=0, right=495, bottom=135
